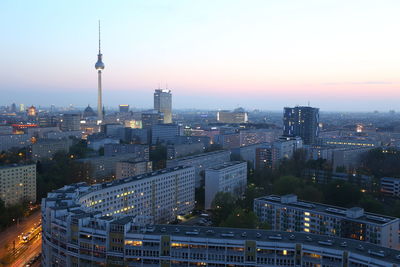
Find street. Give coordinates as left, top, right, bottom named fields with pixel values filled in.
left=0, top=210, right=42, bottom=267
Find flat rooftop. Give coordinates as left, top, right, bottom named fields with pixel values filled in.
left=256, top=195, right=398, bottom=225
left=207, top=161, right=246, bottom=171
left=133, top=224, right=400, bottom=264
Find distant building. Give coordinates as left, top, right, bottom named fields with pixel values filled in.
left=205, top=161, right=247, bottom=209
left=101, top=123, right=124, bottom=137
left=104, top=143, right=149, bottom=160
left=141, top=110, right=164, bottom=129
left=254, top=194, right=399, bottom=249
left=115, top=160, right=152, bottom=179
left=0, top=164, right=36, bottom=206
left=231, top=142, right=269, bottom=168
left=87, top=137, right=119, bottom=151
left=37, top=115, right=58, bottom=127
left=215, top=133, right=240, bottom=149
left=0, top=134, right=31, bottom=152
left=82, top=105, right=96, bottom=118
left=217, top=108, right=248, bottom=124
left=27, top=105, right=37, bottom=117
left=167, top=143, right=204, bottom=159
left=283, top=106, right=319, bottom=145
left=30, top=138, right=73, bottom=161
left=154, top=89, right=172, bottom=123
left=381, top=177, right=400, bottom=197
left=61, top=113, right=81, bottom=131
left=167, top=150, right=231, bottom=187
left=78, top=153, right=142, bottom=181
left=119, top=104, right=129, bottom=113
left=0, top=125, right=13, bottom=135
left=151, top=124, right=182, bottom=144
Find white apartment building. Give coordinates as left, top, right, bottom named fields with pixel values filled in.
left=0, top=164, right=36, bottom=206
left=254, top=194, right=399, bottom=249
left=205, top=161, right=247, bottom=209
left=167, top=150, right=231, bottom=188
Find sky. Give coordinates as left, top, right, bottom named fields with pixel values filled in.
left=1, top=0, right=400, bottom=111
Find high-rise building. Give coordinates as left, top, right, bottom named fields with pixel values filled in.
left=119, top=104, right=129, bottom=113
left=283, top=106, right=319, bottom=145
left=60, top=113, right=81, bottom=131
left=95, top=21, right=105, bottom=121
left=154, top=89, right=172, bottom=123
left=10, top=103, right=17, bottom=113
left=0, top=164, right=36, bottom=206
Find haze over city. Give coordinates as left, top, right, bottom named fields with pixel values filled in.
left=1, top=0, right=400, bottom=111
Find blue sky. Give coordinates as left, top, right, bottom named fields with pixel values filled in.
left=1, top=0, right=400, bottom=111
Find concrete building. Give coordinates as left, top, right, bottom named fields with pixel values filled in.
left=87, top=137, right=120, bottom=151
left=115, top=160, right=153, bottom=179
left=215, top=133, right=240, bottom=149
left=0, top=134, right=31, bottom=152
left=41, top=166, right=196, bottom=266
left=151, top=124, right=182, bottom=144
left=61, top=113, right=81, bottom=131
left=321, top=137, right=379, bottom=148
left=167, top=150, right=231, bottom=188
left=0, top=125, right=13, bottom=135
left=141, top=110, right=164, bottom=129
left=231, top=142, right=269, bottom=168
left=101, top=123, right=124, bottom=137
left=41, top=221, right=400, bottom=267
left=167, top=143, right=204, bottom=160
left=217, top=108, right=248, bottom=123
left=239, top=129, right=279, bottom=147
left=254, top=194, right=399, bottom=249
left=30, top=138, right=73, bottom=161
left=104, top=144, right=149, bottom=160
left=154, top=89, right=172, bottom=123
left=205, top=161, right=247, bottom=209
left=283, top=106, right=319, bottom=145
left=78, top=153, right=142, bottom=181
left=0, top=164, right=36, bottom=206
left=381, top=177, right=400, bottom=197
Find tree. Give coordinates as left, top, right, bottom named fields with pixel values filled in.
left=211, top=192, right=236, bottom=226
left=272, top=175, right=302, bottom=195
left=220, top=208, right=259, bottom=228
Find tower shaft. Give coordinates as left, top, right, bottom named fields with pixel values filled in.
left=97, top=70, right=103, bottom=121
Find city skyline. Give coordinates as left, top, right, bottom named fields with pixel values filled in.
left=1, top=0, right=400, bottom=111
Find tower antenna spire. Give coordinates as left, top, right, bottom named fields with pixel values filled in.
left=98, top=20, right=101, bottom=54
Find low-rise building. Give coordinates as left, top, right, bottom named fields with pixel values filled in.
left=205, top=161, right=247, bottom=209
left=0, top=164, right=36, bottom=206
left=104, top=143, right=149, bottom=160
left=254, top=194, right=399, bottom=249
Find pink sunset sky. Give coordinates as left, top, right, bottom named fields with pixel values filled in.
left=1, top=0, right=399, bottom=111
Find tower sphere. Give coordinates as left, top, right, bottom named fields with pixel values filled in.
left=95, top=54, right=105, bottom=70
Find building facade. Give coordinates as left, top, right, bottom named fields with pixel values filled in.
left=167, top=150, right=231, bottom=188
left=283, top=106, right=319, bottom=145
left=205, top=161, right=247, bottom=209
left=0, top=164, right=36, bottom=206
left=217, top=108, right=248, bottom=124
left=61, top=113, right=81, bottom=131
left=254, top=194, right=399, bottom=249
left=41, top=222, right=400, bottom=267
left=154, top=89, right=172, bottom=124
left=30, top=138, right=73, bottom=161
left=116, top=160, right=153, bottom=179
left=381, top=177, right=400, bottom=197
left=151, top=124, right=182, bottom=144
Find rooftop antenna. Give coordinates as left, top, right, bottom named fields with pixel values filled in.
left=166, top=83, right=168, bottom=90
left=307, top=101, right=310, bottom=107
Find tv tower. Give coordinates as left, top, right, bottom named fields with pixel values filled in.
left=95, top=20, right=105, bottom=121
